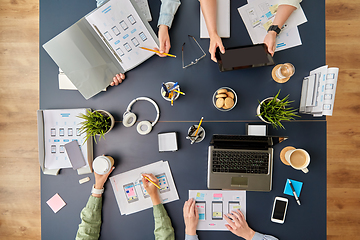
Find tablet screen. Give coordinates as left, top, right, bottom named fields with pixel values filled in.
left=216, top=44, right=274, bottom=72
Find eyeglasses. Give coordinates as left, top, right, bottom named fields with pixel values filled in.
left=182, top=35, right=206, bottom=69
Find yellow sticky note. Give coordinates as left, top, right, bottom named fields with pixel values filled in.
left=263, top=20, right=273, bottom=31
left=269, top=4, right=278, bottom=14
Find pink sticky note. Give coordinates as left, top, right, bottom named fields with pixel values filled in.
left=213, top=193, right=222, bottom=198
left=46, top=193, right=66, bottom=213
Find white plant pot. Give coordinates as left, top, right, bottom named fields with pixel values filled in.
left=95, top=110, right=115, bottom=135
left=256, top=97, right=279, bottom=124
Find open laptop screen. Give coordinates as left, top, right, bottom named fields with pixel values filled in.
left=210, top=135, right=287, bottom=150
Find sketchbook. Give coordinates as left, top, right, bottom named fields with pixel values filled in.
left=110, top=160, right=179, bottom=215
left=43, top=0, right=159, bottom=100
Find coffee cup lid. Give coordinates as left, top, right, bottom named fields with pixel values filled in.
left=93, top=156, right=110, bottom=174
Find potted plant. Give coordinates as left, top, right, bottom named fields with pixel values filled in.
left=256, top=90, right=299, bottom=129
left=78, top=109, right=115, bottom=143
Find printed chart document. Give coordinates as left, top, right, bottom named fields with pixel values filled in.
left=238, top=0, right=307, bottom=52
left=200, top=0, right=230, bottom=38
left=189, top=190, right=246, bottom=230
left=110, top=160, right=179, bottom=215
left=40, top=108, right=92, bottom=170
left=43, top=0, right=159, bottom=100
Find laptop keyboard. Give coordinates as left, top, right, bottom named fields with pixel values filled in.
left=212, top=150, right=269, bottom=174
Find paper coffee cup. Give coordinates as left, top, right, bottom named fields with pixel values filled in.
left=93, top=156, right=114, bottom=175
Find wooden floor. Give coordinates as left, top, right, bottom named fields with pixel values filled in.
left=0, top=0, right=359, bottom=239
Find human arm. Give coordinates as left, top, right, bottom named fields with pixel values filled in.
left=183, top=198, right=199, bottom=240
left=156, top=0, right=181, bottom=57
left=75, top=167, right=114, bottom=240
left=142, top=173, right=175, bottom=240
left=199, top=0, right=225, bottom=62
left=263, top=0, right=301, bottom=55
left=224, top=209, right=278, bottom=240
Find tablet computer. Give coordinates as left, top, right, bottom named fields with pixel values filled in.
left=215, top=44, right=274, bottom=72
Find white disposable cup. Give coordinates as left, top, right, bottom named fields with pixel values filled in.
left=285, top=149, right=310, bottom=173
left=93, top=156, right=114, bottom=175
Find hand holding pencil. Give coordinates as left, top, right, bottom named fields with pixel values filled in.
left=142, top=173, right=162, bottom=205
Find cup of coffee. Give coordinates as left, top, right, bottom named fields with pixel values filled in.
left=284, top=149, right=310, bottom=173
left=93, top=155, right=114, bottom=175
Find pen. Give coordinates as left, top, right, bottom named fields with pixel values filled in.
left=194, top=117, right=204, bottom=137
left=173, top=89, right=185, bottom=95
left=288, top=179, right=301, bottom=205
left=168, top=82, right=179, bottom=91
left=143, top=175, right=161, bottom=189
left=139, top=47, right=176, bottom=58
left=93, top=24, right=122, bottom=63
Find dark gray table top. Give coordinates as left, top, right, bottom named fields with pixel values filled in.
left=40, top=0, right=326, bottom=239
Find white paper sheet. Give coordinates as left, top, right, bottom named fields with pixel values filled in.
left=200, top=0, right=230, bottom=38
left=43, top=109, right=90, bottom=169
left=85, top=0, right=158, bottom=72
left=189, top=190, right=246, bottom=231
left=238, top=0, right=307, bottom=51
left=110, top=160, right=179, bottom=215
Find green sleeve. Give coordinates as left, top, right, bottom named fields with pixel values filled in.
left=75, top=195, right=103, bottom=240
left=153, top=204, right=175, bottom=240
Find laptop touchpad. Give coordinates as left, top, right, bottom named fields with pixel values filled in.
left=231, top=177, right=248, bottom=187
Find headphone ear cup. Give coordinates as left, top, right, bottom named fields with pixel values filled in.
left=136, top=121, right=152, bottom=135
left=123, top=112, right=137, bottom=127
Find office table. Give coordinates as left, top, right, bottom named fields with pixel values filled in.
left=40, top=0, right=326, bottom=239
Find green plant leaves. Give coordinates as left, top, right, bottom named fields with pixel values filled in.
left=257, top=90, right=300, bottom=129
left=77, top=110, right=111, bottom=144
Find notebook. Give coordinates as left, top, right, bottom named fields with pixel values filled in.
left=207, top=134, right=287, bottom=192
left=200, top=0, right=230, bottom=38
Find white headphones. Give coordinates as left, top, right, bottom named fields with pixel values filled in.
left=122, top=97, right=160, bottom=135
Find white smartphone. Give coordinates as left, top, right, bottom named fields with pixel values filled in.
left=271, top=197, right=288, bottom=224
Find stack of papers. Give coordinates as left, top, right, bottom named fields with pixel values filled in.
left=238, top=0, right=307, bottom=52
left=110, top=160, right=179, bottom=215
left=299, top=66, right=339, bottom=117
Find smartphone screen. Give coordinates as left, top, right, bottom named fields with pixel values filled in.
left=68, top=128, right=73, bottom=136
left=59, top=128, right=65, bottom=136
left=196, top=202, right=206, bottom=220
left=123, top=183, right=138, bottom=203
left=212, top=201, right=223, bottom=220
left=139, top=180, right=150, bottom=198
left=272, top=199, right=287, bottom=221
left=156, top=173, right=170, bottom=193
left=51, top=128, right=56, bottom=137
left=228, top=201, right=241, bottom=213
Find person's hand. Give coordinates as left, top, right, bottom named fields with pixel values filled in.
left=183, top=198, right=199, bottom=236
left=209, top=33, right=225, bottom=62
left=92, top=166, right=115, bottom=198
left=263, top=31, right=277, bottom=56
left=156, top=24, right=171, bottom=57
left=224, top=209, right=255, bottom=240
left=142, top=173, right=161, bottom=205
left=110, top=73, right=126, bottom=86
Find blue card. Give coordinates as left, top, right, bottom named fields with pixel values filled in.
left=284, top=179, right=303, bottom=197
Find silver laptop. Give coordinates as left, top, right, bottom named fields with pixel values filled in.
left=207, top=134, right=287, bottom=192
